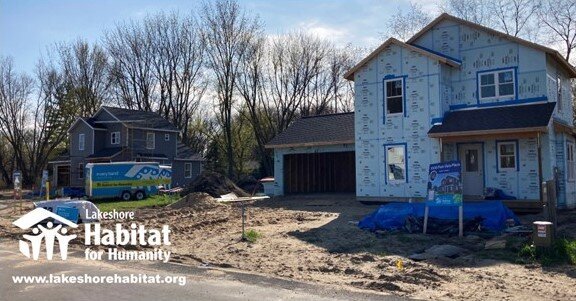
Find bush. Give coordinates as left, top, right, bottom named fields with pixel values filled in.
left=243, top=229, right=262, bottom=243
left=518, top=238, right=576, bottom=266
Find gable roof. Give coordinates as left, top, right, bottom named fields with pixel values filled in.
left=343, top=37, right=461, bottom=81
left=266, top=112, right=355, bottom=148
left=428, top=102, right=555, bottom=137
left=407, top=13, right=576, bottom=78
left=67, top=117, right=107, bottom=133
left=99, top=106, right=179, bottom=132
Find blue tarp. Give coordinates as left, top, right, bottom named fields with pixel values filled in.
left=358, top=201, right=520, bottom=232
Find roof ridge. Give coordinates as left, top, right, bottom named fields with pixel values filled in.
left=302, top=112, right=354, bottom=119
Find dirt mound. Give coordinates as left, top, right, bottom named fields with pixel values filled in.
left=181, top=171, right=249, bottom=198
left=169, top=192, right=222, bottom=210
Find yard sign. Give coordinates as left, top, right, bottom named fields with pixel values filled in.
left=424, top=161, right=464, bottom=237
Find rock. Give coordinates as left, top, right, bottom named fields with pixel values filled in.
left=409, top=244, right=466, bottom=261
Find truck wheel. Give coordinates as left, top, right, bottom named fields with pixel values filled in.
left=135, top=191, right=145, bottom=200
left=121, top=191, right=132, bottom=201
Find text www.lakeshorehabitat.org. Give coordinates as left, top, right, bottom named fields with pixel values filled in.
left=12, top=273, right=186, bottom=286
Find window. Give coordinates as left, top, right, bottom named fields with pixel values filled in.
left=78, top=134, right=85, bottom=151
left=111, top=131, right=120, bottom=145
left=184, top=163, right=192, bottom=178
left=78, top=163, right=84, bottom=179
left=146, top=132, right=155, bottom=149
left=497, top=141, right=517, bottom=171
left=386, top=145, right=406, bottom=182
left=165, top=133, right=170, bottom=141
left=567, top=142, right=575, bottom=181
left=479, top=69, right=515, bottom=100
left=557, top=76, right=563, bottom=111
left=385, top=78, right=403, bottom=115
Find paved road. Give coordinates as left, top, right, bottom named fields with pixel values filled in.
left=0, top=241, right=406, bottom=301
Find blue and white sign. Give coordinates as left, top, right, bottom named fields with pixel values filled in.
left=426, top=161, right=463, bottom=206
left=55, top=206, right=79, bottom=224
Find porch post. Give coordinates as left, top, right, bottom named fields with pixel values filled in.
left=537, top=132, right=543, bottom=204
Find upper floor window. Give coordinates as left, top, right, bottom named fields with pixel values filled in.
left=385, top=78, right=404, bottom=115
left=146, top=132, right=155, bottom=149
left=557, top=75, right=563, bottom=112
left=497, top=141, right=517, bottom=171
left=165, top=133, right=170, bottom=141
left=78, top=134, right=85, bottom=151
left=479, top=69, right=515, bottom=100
left=386, top=145, right=406, bottom=183
left=111, top=131, right=120, bottom=145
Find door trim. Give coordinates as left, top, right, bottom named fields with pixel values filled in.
left=456, top=142, right=485, bottom=196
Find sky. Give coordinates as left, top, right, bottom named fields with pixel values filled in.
left=0, top=0, right=441, bottom=75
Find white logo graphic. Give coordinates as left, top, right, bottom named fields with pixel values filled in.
left=13, top=208, right=78, bottom=260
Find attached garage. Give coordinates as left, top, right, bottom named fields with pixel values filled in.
left=266, top=112, right=355, bottom=195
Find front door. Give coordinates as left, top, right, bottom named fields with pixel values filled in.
left=459, top=144, right=483, bottom=197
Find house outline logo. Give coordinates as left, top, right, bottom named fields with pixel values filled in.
left=13, top=208, right=78, bottom=261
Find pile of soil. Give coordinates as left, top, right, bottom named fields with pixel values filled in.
left=169, top=192, right=222, bottom=210
left=181, top=171, right=249, bottom=198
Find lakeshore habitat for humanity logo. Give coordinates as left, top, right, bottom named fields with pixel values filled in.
left=13, top=208, right=78, bottom=260
left=13, top=208, right=172, bottom=263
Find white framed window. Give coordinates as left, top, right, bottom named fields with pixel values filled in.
left=146, top=132, right=155, bottom=149
left=184, top=162, right=192, bottom=178
left=78, top=163, right=84, bottom=179
left=385, top=78, right=404, bottom=115
left=567, top=142, right=575, bottom=181
left=497, top=141, right=517, bottom=171
left=111, top=131, right=120, bottom=145
left=478, top=69, right=515, bottom=100
left=557, top=75, right=563, bottom=112
left=78, top=133, right=85, bottom=151
left=386, top=145, right=406, bottom=183
left=165, top=133, right=170, bottom=141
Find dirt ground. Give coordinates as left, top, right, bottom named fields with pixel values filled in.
left=1, top=193, right=575, bottom=300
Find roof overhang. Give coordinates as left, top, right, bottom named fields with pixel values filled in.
left=344, top=37, right=461, bottom=81
left=428, top=126, right=548, bottom=138
left=265, top=140, right=355, bottom=149
left=124, top=125, right=180, bottom=133
left=48, top=160, right=71, bottom=165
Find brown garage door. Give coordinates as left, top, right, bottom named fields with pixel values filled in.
left=284, top=151, right=355, bottom=194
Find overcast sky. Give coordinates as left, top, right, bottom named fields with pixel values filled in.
left=0, top=0, right=442, bottom=74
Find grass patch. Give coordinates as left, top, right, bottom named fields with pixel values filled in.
left=517, top=238, right=576, bottom=266
left=94, top=194, right=180, bottom=212
left=243, top=229, right=262, bottom=243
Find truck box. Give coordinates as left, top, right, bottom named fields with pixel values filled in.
left=85, top=162, right=171, bottom=200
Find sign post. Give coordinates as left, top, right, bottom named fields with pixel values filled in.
left=424, top=161, right=464, bottom=237
left=13, top=171, right=22, bottom=213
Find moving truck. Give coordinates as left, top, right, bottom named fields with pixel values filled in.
left=85, top=162, right=172, bottom=200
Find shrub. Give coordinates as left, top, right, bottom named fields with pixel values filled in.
left=243, top=229, right=262, bottom=243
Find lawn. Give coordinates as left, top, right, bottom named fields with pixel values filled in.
left=93, top=194, right=180, bottom=212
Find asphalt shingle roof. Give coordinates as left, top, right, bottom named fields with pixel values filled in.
left=103, top=106, right=179, bottom=132
left=266, top=112, right=355, bottom=148
left=176, top=142, right=204, bottom=161
left=87, top=147, right=123, bottom=159
left=428, top=102, right=556, bottom=136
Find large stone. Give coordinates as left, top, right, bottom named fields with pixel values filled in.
left=408, top=244, right=466, bottom=261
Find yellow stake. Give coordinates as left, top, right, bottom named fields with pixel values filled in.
left=46, top=181, right=49, bottom=200
left=396, top=259, right=404, bottom=271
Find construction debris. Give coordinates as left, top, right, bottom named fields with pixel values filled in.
left=180, top=171, right=250, bottom=198
left=408, top=244, right=467, bottom=261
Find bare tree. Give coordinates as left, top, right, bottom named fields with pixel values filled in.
left=488, top=0, right=541, bottom=39
left=384, top=2, right=433, bottom=41
left=56, top=39, right=111, bottom=116
left=539, top=0, right=576, bottom=63
left=200, top=0, right=262, bottom=179
left=440, top=0, right=492, bottom=25
left=0, top=57, right=34, bottom=184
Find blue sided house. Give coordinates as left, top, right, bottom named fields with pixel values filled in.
left=267, top=13, right=576, bottom=210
